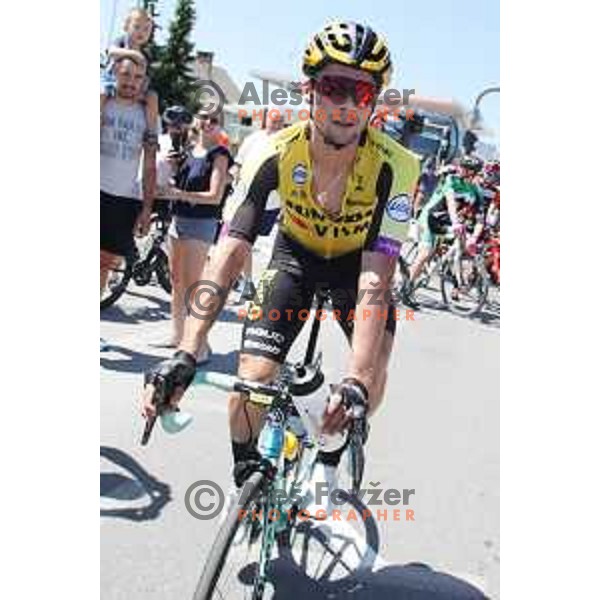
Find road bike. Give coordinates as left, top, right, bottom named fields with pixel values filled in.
left=141, top=294, right=369, bottom=599
left=396, top=224, right=490, bottom=317
left=394, top=229, right=454, bottom=307
left=440, top=236, right=490, bottom=317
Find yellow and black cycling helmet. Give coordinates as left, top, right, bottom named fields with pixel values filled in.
left=303, top=20, right=392, bottom=88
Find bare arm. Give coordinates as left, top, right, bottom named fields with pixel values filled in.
left=108, top=46, right=147, bottom=67
left=445, top=190, right=461, bottom=226
left=141, top=141, right=156, bottom=212
left=346, top=250, right=396, bottom=393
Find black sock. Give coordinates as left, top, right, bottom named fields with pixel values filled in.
left=231, top=440, right=261, bottom=488
left=231, top=439, right=260, bottom=464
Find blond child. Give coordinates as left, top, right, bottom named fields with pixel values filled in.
left=101, top=8, right=159, bottom=144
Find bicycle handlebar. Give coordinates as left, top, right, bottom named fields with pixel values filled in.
left=192, top=370, right=282, bottom=399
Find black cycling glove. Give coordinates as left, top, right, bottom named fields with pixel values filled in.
left=144, top=350, right=197, bottom=398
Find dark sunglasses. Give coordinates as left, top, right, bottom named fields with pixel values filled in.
left=197, top=114, right=219, bottom=125
left=313, top=75, right=378, bottom=109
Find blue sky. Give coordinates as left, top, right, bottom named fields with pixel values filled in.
left=101, top=0, right=499, bottom=137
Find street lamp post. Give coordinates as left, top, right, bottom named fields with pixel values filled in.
left=470, top=86, right=500, bottom=129
left=463, top=86, right=500, bottom=155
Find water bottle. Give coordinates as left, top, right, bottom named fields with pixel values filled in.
left=257, top=416, right=285, bottom=461
left=292, top=388, right=347, bottom=453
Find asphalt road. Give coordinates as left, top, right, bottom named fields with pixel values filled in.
left=100, top=242, right=499, bottom=600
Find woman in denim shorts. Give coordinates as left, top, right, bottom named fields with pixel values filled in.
left=163, top=114, right=233, bottom=359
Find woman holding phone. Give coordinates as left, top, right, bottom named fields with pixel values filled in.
left=163, top=112, right=232, bottom=362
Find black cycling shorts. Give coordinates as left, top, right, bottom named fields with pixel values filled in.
left=239, top=233, right=397, bottom=363
left=427, top=210, right=452, bottom=234
left=100, top=190, right=142, bottom=257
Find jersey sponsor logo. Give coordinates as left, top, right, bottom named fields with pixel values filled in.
left=243, top=339, right=282, bottom=356
left=292, top=163, right=308, bottom=185
left=246, top=326, right=285, bottom=345
left=285, top=199, right=373, bottom=224
left=385, top=194, right=411, bottom=223
left=313, top=220, right=371, bottom=238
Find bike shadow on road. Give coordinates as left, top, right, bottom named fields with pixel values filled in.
left=233, top=493, right=488, bottom=600
left=266, top=558, right=488, bottom=599
left=100, top=446, right=171, bottom=522
left=198, top=350, right=239, bottom=375
left=101, top=289, right=171, bottom=324
left=100, top=344, right=166, bottom=374
left=409, top=295, right=500, bottom=331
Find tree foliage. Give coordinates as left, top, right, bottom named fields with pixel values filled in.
left=143, top=0, right=199, bottom=114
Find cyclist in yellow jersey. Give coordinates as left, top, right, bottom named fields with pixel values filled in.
left=142, top=20, right=420, bottom=514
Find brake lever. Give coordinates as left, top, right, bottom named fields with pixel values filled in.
left=140, top=375, right=169, bottom=446
left=341, top=389, right=369, bottom=445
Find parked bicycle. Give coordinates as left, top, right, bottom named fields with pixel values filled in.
left=100, top=205, right=172, bottom=310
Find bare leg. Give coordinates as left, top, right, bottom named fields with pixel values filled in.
left=242, top=253, right=252, bottom=280
left=169, top=238, right=208, bottom=354
left=100, top=249, right=121, bottom=295
left=409, top=244, right=434, bottom=283
left=228, top=354, right=280, bottom=444
left=179, top=237, right=211, bottom=356
left=168, top=236, right=187, bottom=345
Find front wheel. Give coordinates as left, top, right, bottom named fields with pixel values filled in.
left=441, top=256, right=489, bottom=317
left=193, top=471, right=268, bottom=600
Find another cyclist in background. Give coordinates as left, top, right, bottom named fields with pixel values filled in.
left=161, top=112, right=232, bottom=357
left=141, top=20, right=420, bottom=516
left=101, top=7, right=159, bottom=148
left=412, top=156, right=438, bottom=218
left=480, top=160, right=500, bottom=232
left=101, top=57, right=156, bottom=346
left=226, top=107, right=286, bottom=299
left=404, top=155, right=485, bottom=308
left=479, top=160, right=500, bottom=285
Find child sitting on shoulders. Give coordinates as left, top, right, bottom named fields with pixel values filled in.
left=101, top=7, right=159, bottom=145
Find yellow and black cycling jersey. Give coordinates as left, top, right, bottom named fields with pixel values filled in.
left=228, top=121, right=420, bottom=260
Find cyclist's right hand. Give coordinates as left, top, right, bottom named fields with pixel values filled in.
left=141, top=350, right=196, bottom=419
left=322, top=378, right=369, bottom=435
